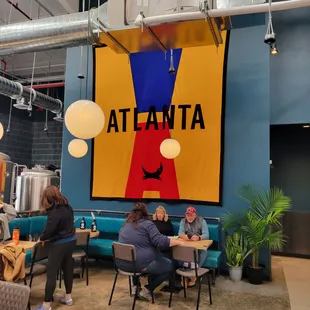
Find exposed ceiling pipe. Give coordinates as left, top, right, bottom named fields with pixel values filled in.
left=10, top=64, right=65, bottom=73
left=18, top=75, right=65, bottom=84
left=135, top=0, right=310, bottom=26
left=24, top=82, right=65, bottom=89
left=0, top=76, right=62, bottom=113
left=0, top=4, right=107, bottom=56
left=0, top=0, right=308, bottom=57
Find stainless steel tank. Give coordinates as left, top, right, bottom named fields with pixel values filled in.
left=15, top=167, right=60, bottom=212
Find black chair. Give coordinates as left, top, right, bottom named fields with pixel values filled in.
left=169, top=246, right=212, bottom=310
left=25, top=242, right=50, bottom=288
left=108, top=242, right=153, bottom=310
left=59, top=231, right=90, bottom=288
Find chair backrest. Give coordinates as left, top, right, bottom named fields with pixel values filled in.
left=112, top=242, right=136, bottom=262
left=32, top=241, right=51, bottom=262
left=172, top=246, right=198, bottom=264
left=0, top=280, right=31, bottom=310
left=75, top=231, right=90, bottom=246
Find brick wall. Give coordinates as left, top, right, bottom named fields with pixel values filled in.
left=0, top=92, right=64, bottom=169
left=0, top=112, right=33, bottom=167
left=0, top=113, right=63, bottom=169
left=32, top=121, right=63, bottom=167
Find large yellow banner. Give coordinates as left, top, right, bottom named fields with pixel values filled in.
left=92, top=32, right=228, bottom=204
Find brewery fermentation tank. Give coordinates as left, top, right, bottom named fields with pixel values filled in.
left=15, top=167, right=60, bottom=212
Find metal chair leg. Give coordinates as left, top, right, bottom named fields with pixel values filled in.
left=212, top=269, right=216, bottom=286
left=182, top=277, right=187, bottom=298
left=81, top=258, right=85, bottom=278
left=59, top=270, right=62, bottom=289
left=128, top=276, right=132, bottom=296
left=196, top=277, right=202, bottom=310
left=108, top=272, right=118, bottom=306
left=151, top=291, right=154, bottom=304
left=86, top=256, right=89, bottom=286
left=168, top=273, right=176, bottom=308
left=131, top=276, right=140, bottom=310
left=207, top=273, right=212, bottom=305
left=29, top=275, right=34, bottom=288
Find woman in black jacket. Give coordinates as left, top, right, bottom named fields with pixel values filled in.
left=35, top=186, right=76, bottom=310
left=152, top=205, right=174, bottom=236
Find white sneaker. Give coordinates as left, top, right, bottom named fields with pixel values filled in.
left=60, top=296, right=73, bottom=306
left=132, top=286, right=137, bottom=296
left=138, top=288, right=152, bottom=301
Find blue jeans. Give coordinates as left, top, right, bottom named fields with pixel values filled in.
left=133, top=256, right=173, bottom=291
left=198, top=250, right=207, bottom=267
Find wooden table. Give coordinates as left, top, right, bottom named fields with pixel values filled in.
left=0, top=240, right=36, bottom=251
left=76, top=228, right=99, bottom=238
left=178, top=239, right=213, bottom=250
left=169, top=237, right=213, bottom=250
left=0, top=229, right=99, bottom=251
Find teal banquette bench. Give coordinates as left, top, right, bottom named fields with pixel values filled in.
left=9, top=214, right=222, bottom=284
left=8, top=216, right=48, bottom=264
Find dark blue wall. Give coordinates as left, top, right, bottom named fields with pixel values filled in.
left=62, top=25, right=270, bottom=270
left=271, top=8, right=310, bottom=125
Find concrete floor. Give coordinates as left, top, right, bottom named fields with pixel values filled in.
left=28, top=256, right=308, bottom=310
left=280, top=256, right=310, bottom=310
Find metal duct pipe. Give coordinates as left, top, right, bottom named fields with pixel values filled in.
left=135, top=0, right=310, bottom=26
left=0, top=4, right=108, bottom=56
left=0, top=76, right=62, bottom=113
left=19, top=75, right=65, bottom=84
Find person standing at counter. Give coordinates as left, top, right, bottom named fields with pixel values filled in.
left=35, top=186, right=76, bottom=310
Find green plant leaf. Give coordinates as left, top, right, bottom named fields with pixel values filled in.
left=223, top=185, right=291, bottom=268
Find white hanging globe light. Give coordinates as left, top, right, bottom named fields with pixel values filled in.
left=0, top=123, right=4, bottom=140
left=160, top=138, right=181, bottom=159
left=68, top=139, right=88, bottom=158
left=65, top=100, right=105, bottom=139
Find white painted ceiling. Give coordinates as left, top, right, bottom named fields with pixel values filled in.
left=0, top=0, right=80, bottom=81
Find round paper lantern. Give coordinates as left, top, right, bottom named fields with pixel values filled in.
left=160, top=138, right=181, bottom=159
left=0, top=123, right=3, bottom=140
left=65, top=100, right=105, bottom=139
left=68, top=139, right=88, bottom=158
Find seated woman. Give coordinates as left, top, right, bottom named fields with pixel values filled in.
left=152, top=205, right=174, bottom=258
left=117, top=202, right=182, bottom=301
left=152, top=206, right=174, bottom=237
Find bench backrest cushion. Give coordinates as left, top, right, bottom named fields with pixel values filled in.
left=9, top=218, right=30, bottom=237
left=29, top=216, right=47, bottom=235
left=74, top=216, right=125, bottom=234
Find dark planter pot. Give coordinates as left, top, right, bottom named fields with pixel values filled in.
left=248, top=266, right=264, bottom=285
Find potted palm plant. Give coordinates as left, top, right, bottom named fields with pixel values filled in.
left=225, top=231, right=251, bottom=282
left=223, top=185, right=291, bottom=285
